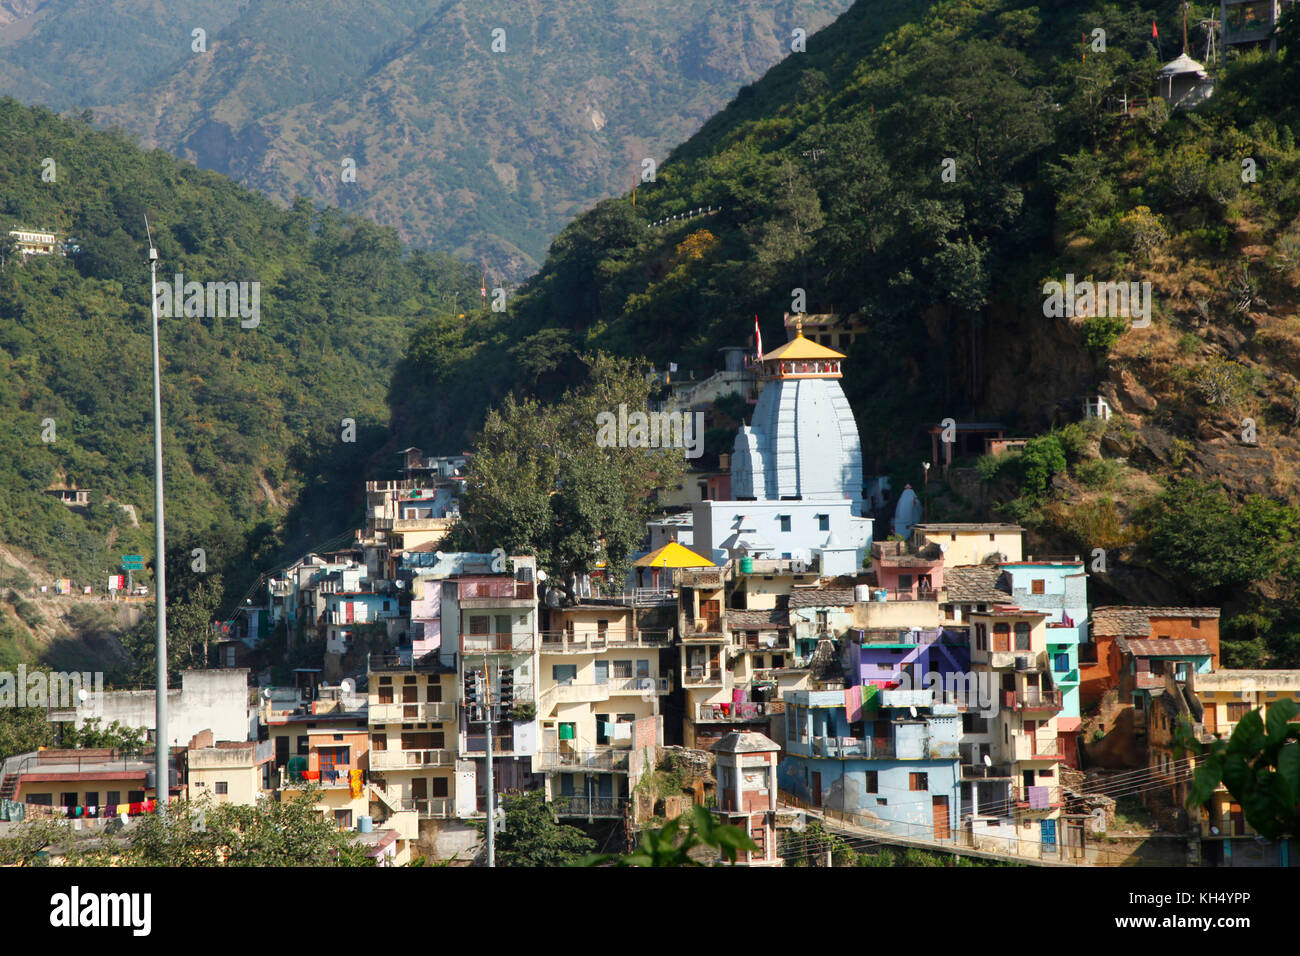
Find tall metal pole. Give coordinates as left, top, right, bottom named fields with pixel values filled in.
left=484, top=653, right=495, bottom=867
left=146, top=221, right=169, bottom=820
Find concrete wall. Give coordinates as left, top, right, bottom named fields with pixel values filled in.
left=75, top=669, right=250, bottom=746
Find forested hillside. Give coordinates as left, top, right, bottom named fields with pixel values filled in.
left=393, top=0, right=1300, bottom=667
left=0, top=99, right=477, bottom=661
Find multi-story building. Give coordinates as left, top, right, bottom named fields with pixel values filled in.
left=186, top=732, right=275, bottom=806
left=969, top=607, right=1067, bottom=856
left=778, top=685, right=961, bottom=842
left=366, top=655, right=458, bottom=828
left=711, top=731, right=784, bottom=866
left=535, top=601, right=670, bottom=820
left=0, top=747, right=179, bottom=820
left=911, top=523, right=1024, bottom=567
left=1083, top=607, right=1221, bottom=708
left=1193, top=670, right=1300, bottom=844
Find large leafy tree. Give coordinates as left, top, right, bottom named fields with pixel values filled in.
left=451, top=353, right=684, bottom=599
left=1180, top=699, right=1300, bottom=841
left=482, top=792, right=597, bottom=867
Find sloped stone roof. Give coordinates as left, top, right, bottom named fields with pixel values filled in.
left=726, top=607, right=790, bottom=629
left=1092, top=606, right=1219, bottom=637
left=787, top=588, right=856, bottom=608
left=943, top=566, right=1010, bottom=603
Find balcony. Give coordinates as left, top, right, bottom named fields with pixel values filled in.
left=534, top=750, right=630, bottom=772
left=369, top=701, right=457, bottom=723
left=370, top=748, right=454, bottom=771
left=609, top=676, right=670, bottom=695
left=540, top=682, right=611, bottom=706
left=809, top=737, right=893, bottom=759
left=461, top=631, right=534, bottom=654
left=735, top=634, right=792, bottom=652
left=1013, top=688, right=1063, bottom=712
left=551, top=796, right=625, bottom=818
left=459, top=580, right=535, bottom=606
left=960, top=762, right=1014, bottom=780
left=696, top=701, right=770, bottom=722
left=396, top=796, right=454, bottom=818
left=462, top=733, right=516, bottom=754
left=537, top=629, right=671, bottom=653
left=280, top=766, right=354, bottom=789
left=683, top=666, right=724, bottom=687
left=1014, top=736, right=1064, bottom=760
left=871, top=587, right=939, bottom=602
left=1013, top=784, right=1065, bottom=809
left=683, top=618, right=725, bottom=641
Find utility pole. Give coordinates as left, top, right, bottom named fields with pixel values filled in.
left=145, top=217, right=169, bottom=821
left=484, top=653, right=495, bottom=867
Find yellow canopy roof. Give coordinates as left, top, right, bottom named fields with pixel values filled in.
left=762, top=329, right=845, bottom=361
left=635, top=541, right=716, bottom=569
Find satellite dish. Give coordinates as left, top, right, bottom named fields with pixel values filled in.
left=909, top=706, right=917, bottom=718
left=791, top=817, right=806, bottom=833
left=261, top=688, right=273, bottom=700
left=434, top=551, right=445, bottom=564
left=939, top=543, right=948, bottom=553
left=982, top=754, right=992, bottom=767
left=536, top=569, right=548, bottom=582
left=77, top=689, right=88, bottom=703
left=340, top=679, right=355, bottom=695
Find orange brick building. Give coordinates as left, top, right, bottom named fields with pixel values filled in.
left=1081, top=607, right=1220, bottom=708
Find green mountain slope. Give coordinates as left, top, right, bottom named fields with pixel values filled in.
left=0, top=98, right=478, bottom=645
left=392, top=0, right=1300, bottom=666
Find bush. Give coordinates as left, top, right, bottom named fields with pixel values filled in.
left=1082, top=313, right=1130, bottom=357
left=1074, top=458, right=1123, bottom=489
left=1017, top=435, right=1066, bottom=498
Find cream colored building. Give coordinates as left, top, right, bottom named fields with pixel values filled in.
left=536, top=603, right=670, bottom=819
left=187, top=737, right=274, bottom=806
left=912, top=523, right=1024, bottom=567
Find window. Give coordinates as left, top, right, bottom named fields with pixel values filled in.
left=975, top=623, right=987, bottom=651
left=993, top=623, right=1010, bottom=652
left=1014, top=622, right=1031, bottom=651
left=617, top=713, right=635, bottom=723
left=865, top=771, right=878, bottom=794
left=432, top=777, right=449, bottom=798
left=636, top=659, right=650, bottom=678
left=378, top=685, right=394, bottom=704
left=26, top=793, right=52, bottom=806
left=84, top=791, right=99, bottom=807
left=817, top=514, right=829, bottom=532
left=215, top=782, right=229, bottom=795
left=552, top=664, right=577, bottom=685
left=909, top=772, right=928, bottom=791
left=1191, top=618, right=1201, bottom=629
left=373, top=732, right=387, bottom=752
left=1054, top=653, right=1070, bottom=672
left=593, top=660, right=609, bottom=684
left=128, top=790, right=145, bottom=804
left=106, top=791, right=120, bottom=806
left=1031, top=579, right=1045, bottom=595
left=613, top=660, right=633, bottom=679
left=779, top=515, right=791, bottom=532
left=898, top=574, right=913, bottom=591
left=334, top=809, right=352, bottom=829
left=469, top=616, right=490, bottom=634
left=1227, top=702, right=1249, bottom=722
left=428, top=681, right=442, bottom=703
left=296, top=735, right=309, bottom=755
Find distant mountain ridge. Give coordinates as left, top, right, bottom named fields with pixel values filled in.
left=0, top=0, right=853, bottom=278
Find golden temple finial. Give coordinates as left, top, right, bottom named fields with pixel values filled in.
left=795, top=314, right=804, bottom=337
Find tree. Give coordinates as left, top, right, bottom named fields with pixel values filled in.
left=61, top=717, right=145, bottom=752
left=453, top=353, right=684, bottom=599
left=582, top=805, right=757, bottom=866
left=481, top=792, right=596, bottom=866
left=1179, top=699, right=1300, bottom=841
left=0, top=707, right=55, bottom=762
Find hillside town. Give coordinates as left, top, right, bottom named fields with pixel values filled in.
left=3, top=317, right=1294, bottom=868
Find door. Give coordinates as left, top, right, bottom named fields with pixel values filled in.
left=275, top=735, right=290, bottom=768
left=1040, top=818, right=1057, bottom=848
left=810, top=771, right=822, bottom=808
left=411, top=777, right=428, bottom=814
left=932, top=795, right=950, bottom=840
left=1203, top=706, right=1217, bottom=733
left=701, top=599, right=720, bottom=631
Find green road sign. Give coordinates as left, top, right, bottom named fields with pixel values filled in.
left=121, top=555, right=144, bottom=570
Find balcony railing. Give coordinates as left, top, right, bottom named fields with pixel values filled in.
left=873, top=587, right=939, bottom=602
left=370, top=748, right=454, bottom=770
left=461, top=632, right=534, bottom=654
left=369, top=701, right=457, bottom=723
left=683, top=666, right=723, bottom=686
left=1013, top=784, right=1064, bottom=808
left=397, top=796, right=454, bottom=818
left=534, top=750, right=631, bottom=772
left=809, top=737, right=893, bottom=759
left=1014, top=688, right=1063, bottom=711
left=609, top=676, right=670, bottom=695
left=537, top=629, right=671, bottom=652
left=462, top=733, right=515, bottom=754
left=1015, top=736, right=1064, bottom=760
left=960, top=762, right=1014, bottom=780
left=696, top=701, right=770, bottom=722
left=551, top=796, right=625, bottom=818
